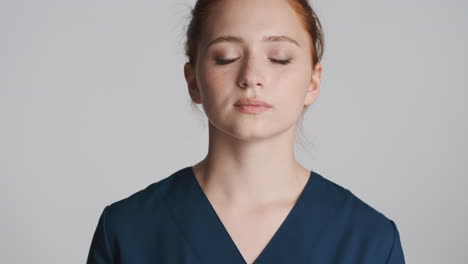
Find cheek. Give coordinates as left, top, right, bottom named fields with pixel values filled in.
left=269, top=72, right=311, bottom=125
left=197, top=68, right=235, bottom=114
left=273, top=70, right=310, bottom=106
left=198, top=67, right=227, bottom=99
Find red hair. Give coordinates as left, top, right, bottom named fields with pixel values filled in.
left=184, top=0, right=324, bottom=67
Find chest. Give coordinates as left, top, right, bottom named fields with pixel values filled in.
left=213, top=202, right=296, bottom=264
left=111, top=168, right=392, bottom=264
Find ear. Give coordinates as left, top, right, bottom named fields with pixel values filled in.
left=304, top=62, right=322, bottom=106
left=184, top=62, right=202, bottom=104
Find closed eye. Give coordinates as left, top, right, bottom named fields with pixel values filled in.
left=270, top=59, right=291, bottom=65
left=215, top=58, right=238, bottom=65
left=215, top=58, right=292, bottom=65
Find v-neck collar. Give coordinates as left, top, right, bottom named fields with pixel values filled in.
left=161, top=166, right=342, bottom=264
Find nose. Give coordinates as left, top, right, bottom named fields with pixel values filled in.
left=237, top=55, right=264, bottom=89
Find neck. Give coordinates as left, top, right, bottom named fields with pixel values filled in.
left=192, top=122, right=310, bottom=208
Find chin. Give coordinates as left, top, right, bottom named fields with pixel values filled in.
left=214, top=120, right=288, bottom=142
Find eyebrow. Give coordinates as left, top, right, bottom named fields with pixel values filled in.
left=206, top=35, right=301, bottom=48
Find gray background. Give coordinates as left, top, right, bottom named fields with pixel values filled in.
left=1, top=0, right=467, bottom=263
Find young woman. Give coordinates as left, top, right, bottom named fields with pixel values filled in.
left=87, top=0, right=406, bottom=263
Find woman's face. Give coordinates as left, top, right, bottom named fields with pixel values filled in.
left=185, top=0, right=322, bottom=141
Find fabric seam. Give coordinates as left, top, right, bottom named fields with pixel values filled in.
left=385, top=219, right=397, bottom=264
left=156, top=183, right=205, bottom=264
left=102, top=205, right=114, bottom=263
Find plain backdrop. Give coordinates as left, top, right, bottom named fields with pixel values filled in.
left=1, top=0, right=467, bottom=263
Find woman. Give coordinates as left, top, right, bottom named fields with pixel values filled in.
left=87, top=0, right=406, bottom=263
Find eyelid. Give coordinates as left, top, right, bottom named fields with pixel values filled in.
left=214, top=57, right=292, bottom=65
left=215, top=58, right=239, bottom=65
left=270, top=58, right=292, bottom=65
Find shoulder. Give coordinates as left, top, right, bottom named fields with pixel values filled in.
left=315, top=171, right=394, bottom=226
left=313, top=171, right=400, bottom=257
left=87, top=167, right=193, bottom=261
left=102, top=167, right=189, bottom=225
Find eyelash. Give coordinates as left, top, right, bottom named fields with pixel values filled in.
left=215, top=58, right=291, bottom=65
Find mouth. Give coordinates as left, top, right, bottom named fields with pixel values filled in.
left=234, top=98, right=272, bottom=108
left=233, top=98, right=272, bottom=114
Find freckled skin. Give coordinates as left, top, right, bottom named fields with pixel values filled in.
left=185, top=0, right=322, bottom=142
left=183, top=0, right=323, bottom=263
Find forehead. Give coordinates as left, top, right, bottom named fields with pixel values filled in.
left=199, top=0, right=309, bottom=48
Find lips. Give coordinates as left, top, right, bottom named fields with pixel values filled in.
left=234, top=98, right=272, bottom=107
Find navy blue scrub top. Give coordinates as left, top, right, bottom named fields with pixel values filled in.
left=87, top=166, right=405, bottom=263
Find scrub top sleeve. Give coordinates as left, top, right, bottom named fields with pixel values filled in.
left=87, top=206, right=114, bottom=264
left=386, top=219, right=406, bottom=264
